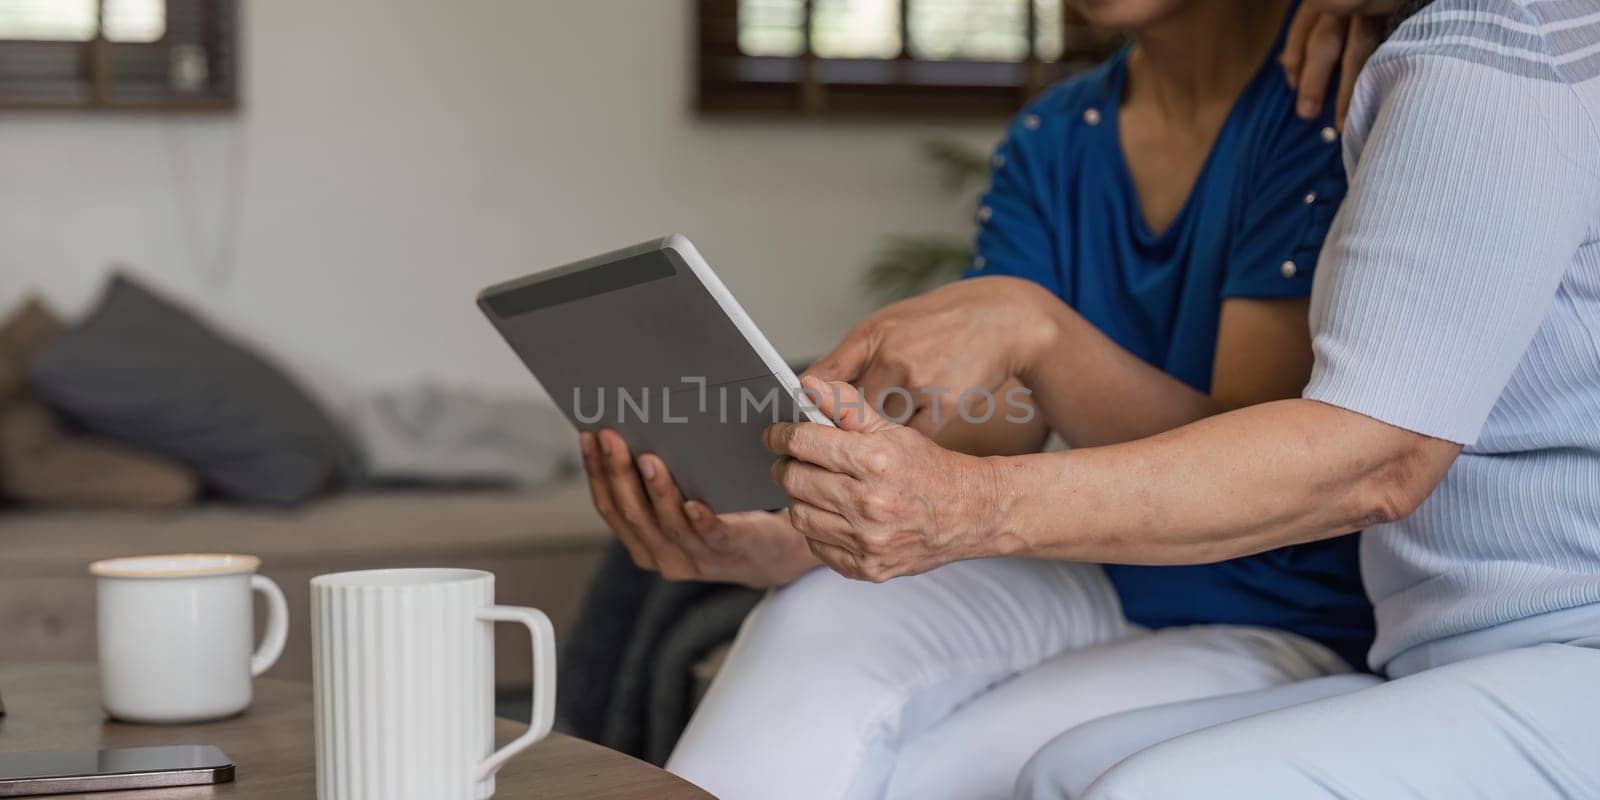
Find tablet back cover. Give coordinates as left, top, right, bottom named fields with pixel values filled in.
left=478, top=237, right=813, bottom=511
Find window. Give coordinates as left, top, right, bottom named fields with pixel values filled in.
left=699, top=0, right=1119, bottom=116
left=0, top=0, right=237, bottom=110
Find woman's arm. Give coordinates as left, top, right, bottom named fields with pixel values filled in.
left=932, top=379, right=1049, bottom=456
left=993, top=399, right=1456, bottom=566
left=766, top=379, right=1455, bottom=581
left=808, top=278, right=1316, bottom=450
left=1013, top=296, right=1313, bottom=449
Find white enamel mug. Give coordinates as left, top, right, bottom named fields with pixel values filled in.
left=91, top=553, right=289, bottom=724
left=310, top=568, right=555, bottom=800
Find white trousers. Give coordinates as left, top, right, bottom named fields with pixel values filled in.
left=666, top=558, right=1353, bottom=800
left=1016, top=637, right=1600, bottom=799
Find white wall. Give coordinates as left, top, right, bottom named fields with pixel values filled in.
left=0, top=0, right=998, bottom=397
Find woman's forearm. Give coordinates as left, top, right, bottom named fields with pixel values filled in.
left=984, top=398, right=1460, bottom=565
left=1019, top=297, right=1314, bottom=449
left=933, top=379, right=1050, bottom=457
left=1020, top=306, right=1222, bottom=448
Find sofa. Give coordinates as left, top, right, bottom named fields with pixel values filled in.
left=0, top=479, right=610, bottom=689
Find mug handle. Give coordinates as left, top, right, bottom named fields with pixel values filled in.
left=473, top=605, right=556, bottom=781
left=249, top=574, right=289, bottom=677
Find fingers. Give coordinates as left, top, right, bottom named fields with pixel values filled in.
left=580, top=431, right=655, bottom=570
left=1281, top=3, right=1318, bottom=88
left=595, top=430, right=694, bottom=577
left=802, top=531, right=904, bottom=584
left=771, top=456, right=856, bottom=514
left=805, top=537, right=865, bottom=580
left=1336, top=15, right=1379, bottom=129
left=683, top=500, right=730, bottom=547
left=804, top=327, right=875, bottom=384
left=764, top=421, right=874, bottom=478
left=683, top=499, right=717, bottom=534
left=637, top=453, right=715, bottom=562
left=598, top=430, right=655, bottom=536
left=1312, top=0, right=1401, bottom=13
left=1295, top=13, right=1349, bottom=119
left=788, top=500, right=860, bottom=553
left=804, top=377, right=893, bottom=434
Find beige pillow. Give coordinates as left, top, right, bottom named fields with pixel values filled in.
left=0, top=297, right=62, bottom=405
left=0, top=359, right=18, bottom=407
left=0, top=401, right=199, bottom=509
left=0, top=297, right=199, bottom=509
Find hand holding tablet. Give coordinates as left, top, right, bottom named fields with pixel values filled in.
left=576, top=426, right=823, bottom=587
left=478, top=235, right=832, bottom=513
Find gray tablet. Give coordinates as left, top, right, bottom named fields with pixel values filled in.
left=477, top=235, right=832, bottom=512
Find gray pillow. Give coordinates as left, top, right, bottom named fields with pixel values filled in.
left=29, top=273, right=355, bottom=507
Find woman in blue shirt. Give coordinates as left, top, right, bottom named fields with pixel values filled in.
left=580, top=2, right=1373, bottom=797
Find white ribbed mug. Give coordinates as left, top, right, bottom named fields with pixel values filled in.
left=310, top=568, right=555, bottom=800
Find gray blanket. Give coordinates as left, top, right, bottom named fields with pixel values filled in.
left=342, top=382, right=578, bottom=487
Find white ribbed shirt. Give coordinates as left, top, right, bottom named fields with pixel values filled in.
left=1303, top=0, right=1600, bottom=673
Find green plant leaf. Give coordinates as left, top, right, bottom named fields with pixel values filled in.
left=920, top=138, right=991, bottom=193
left=863, top=236, right=973, bottom=302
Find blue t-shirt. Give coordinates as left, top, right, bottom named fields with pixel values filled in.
left=968, top=23, right=1374, bottom=668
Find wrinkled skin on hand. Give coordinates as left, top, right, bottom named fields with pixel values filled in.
left=765, top=377, right=1012, bottom=583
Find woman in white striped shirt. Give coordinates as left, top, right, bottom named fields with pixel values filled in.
left=768, top=0, right=1600, bottom=796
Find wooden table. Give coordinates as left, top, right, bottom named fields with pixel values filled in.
left=0, top=663, right=712, bottom=799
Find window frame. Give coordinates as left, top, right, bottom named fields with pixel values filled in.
left=0, top=0, right=238, bottom=111
left=697, top=0, right=1116, bottom=117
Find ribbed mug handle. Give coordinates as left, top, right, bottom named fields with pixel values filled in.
left=473, top=605, right=556, bottom=780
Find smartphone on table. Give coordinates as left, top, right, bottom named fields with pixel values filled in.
left=0, top=745, right=233, bottom=796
